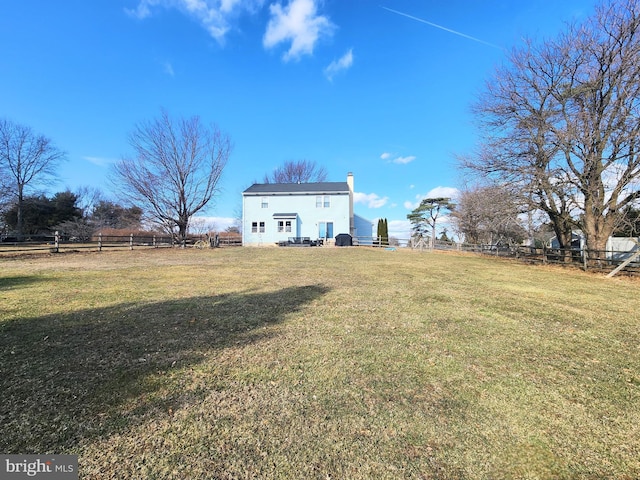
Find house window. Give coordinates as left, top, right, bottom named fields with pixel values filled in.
left=277, top=220, right=292, bottom=233
left=251, top=221, right=266, bottom=233
left=259, top=221, right=265, bottom=233
left=316, top=195, right=330, bottom=208
left=261, top=197, right=268, bottom=208
left=319, top=221, right=334, bottom=239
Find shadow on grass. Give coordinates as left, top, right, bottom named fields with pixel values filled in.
left=0, top=284, right=330, bottom=453
left=0, top=275, right=46, bottom=290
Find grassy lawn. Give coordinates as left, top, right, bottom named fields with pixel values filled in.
left=1, top=247, right=639, bottom=479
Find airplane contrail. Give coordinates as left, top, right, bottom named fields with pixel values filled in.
left=381, top=6, right=505, bottom=51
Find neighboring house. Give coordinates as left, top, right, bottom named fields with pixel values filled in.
left=242, top=172, right=373, bottom=246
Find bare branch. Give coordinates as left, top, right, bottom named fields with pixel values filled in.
left=112, top=109, right=232, bottom=244
left=463, top=0, right=640, bottom=258
left=0, top=118, right=66, bottom=235
left=263, top=159, right=328, bottom=183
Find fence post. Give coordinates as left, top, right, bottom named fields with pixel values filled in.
left=98, top=233, right=102, bottom=252
left=54, top=231, right=60, bottom=253
left=130, top=233, right=134, bottom=251
left=153, top=235, right=157, bottom=248
left=583, top=247, right=588, bottom=271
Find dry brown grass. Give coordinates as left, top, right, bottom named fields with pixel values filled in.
left=1, top=247, right=639, bottom=479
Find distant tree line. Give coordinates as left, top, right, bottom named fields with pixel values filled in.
left=1, top=109, right=233, bottom=244
left=1, top=189, right=143, bottom=240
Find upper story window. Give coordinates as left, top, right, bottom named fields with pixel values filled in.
left=261, top=197, right=268, bottom=208
left=316, top=195, right=330, bottom=208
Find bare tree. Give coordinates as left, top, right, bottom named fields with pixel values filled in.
left=0, top=119, right=65, bottom=235
left=556, top=0, right=640, bottom=259
left=461, top=34, right=579, bottom=259
left=113, top=110, right=232, bottom=244
left=451, top=184, right=526, bottom=245
left=74, top=186, right=104, bottom=218
left=263, top=159, right=328, bottom=183
left=407, top=197, right=455, bottom=249
left=464, top=0, right=640, bottom=262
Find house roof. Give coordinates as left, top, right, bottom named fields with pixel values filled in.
left=243, top=182, right=350, bottom=195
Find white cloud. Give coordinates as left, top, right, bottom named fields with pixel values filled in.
left=388, top=219, right=412, bottom=240
left=354, top=192, right=389, bottom=208
left=403, top=186, right=460, bottom=210
left=380, top=152, right=416, bottom=164
left=125, top=0, right=158, bottom=19
left=426, top=186, right=459, bottom=199
left=220, top=0, right=242, bottom=13
left=163, top=61, right=175, bottom=76
left=263, top=0, right=334, bottom=61
left=392, top=155, right=416, bottom=165
left=126, top=0, right=264, bottom=42
left=83, top=156, right=117, bottom=167
left=127, top=0, right=335, bottom=57
left=324, top=48, right=353, bottom=81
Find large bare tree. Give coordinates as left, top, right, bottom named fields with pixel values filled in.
left=464, top=0, right=640, bottom=261
left=113, top=110, right=232, bottom=244
left=0, top=118, right=65, bottom=235
left=263, top=159, right=328, bottom=183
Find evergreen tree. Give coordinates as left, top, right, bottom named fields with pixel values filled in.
left=376, top=218, right=389, bottom=246
left=2, top=191, right=81, bottom=235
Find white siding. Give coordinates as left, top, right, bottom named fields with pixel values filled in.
left=243, top=192, right=351, bottom=246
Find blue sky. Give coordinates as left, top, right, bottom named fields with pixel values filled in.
left=1, top=0, right=597, bottom=238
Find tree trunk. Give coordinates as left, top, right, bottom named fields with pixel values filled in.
left=550, top=217, right=574, bottom=263
left=582, top=209, right=616, bottom=266
left=16, top=187, right=24, bottom=237
left=177, top=221, right=188, bottom=248
left=431, top=224, right=436, bottom=250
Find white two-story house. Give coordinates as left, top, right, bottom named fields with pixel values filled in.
left=242, top=172, right=372, bottom=246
